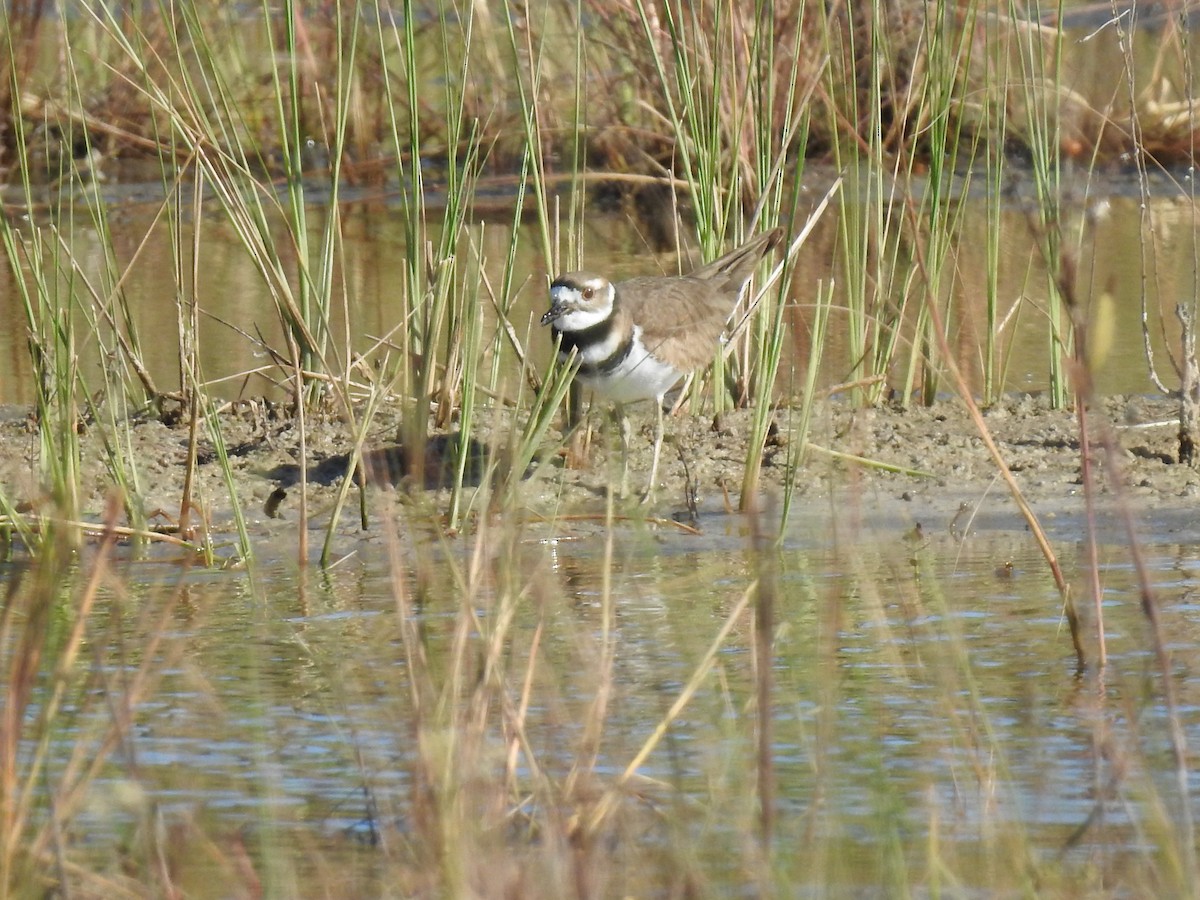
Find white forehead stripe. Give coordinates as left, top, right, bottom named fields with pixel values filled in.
left=549, top=284, right=575, bottom=305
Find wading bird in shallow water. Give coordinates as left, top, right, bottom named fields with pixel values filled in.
left=541, top=227, right=784, bottom=501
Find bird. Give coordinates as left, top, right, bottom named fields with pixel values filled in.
left=540, top=227, right=785, bottom=500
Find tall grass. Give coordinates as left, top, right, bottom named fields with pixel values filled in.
left=608, top=0, right=814, bottom=415
left=0, top=502, right=191, bottom=896
left=5, top=491, right=1191, bottom=895
left=0, top=0, right=1193, bottom=541
left=778, top=275, right=833, bottom=532
left=1010, top=4, right=1071, bottom=408
left=900, top=1, right=983, bottom=406
left=0, top=5, right=1198, bottom=892
left=0, top=0, right=1176, bottom=589
left=0, top=2, right=1182, bottom=568
left=736, top=181, right=841, bottom=509
left=1, top=151, right=83, bottom=538
left=0, top=475, right=1191, bottom=896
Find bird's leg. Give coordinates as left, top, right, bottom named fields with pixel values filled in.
left=641, top=398, right=665, bottom=505
left=566, top=380, right=584, bottom=431
left=616, top=403, right=632, bottom=498
left=565, top=383, right=591, bottom=469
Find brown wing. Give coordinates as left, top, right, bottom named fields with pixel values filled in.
left=615, top=276, right=735, bottom=371
left=612, top=228, right=785, bottom=372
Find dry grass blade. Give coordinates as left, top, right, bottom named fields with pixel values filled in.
left=723, top=174, right=843, bottom=352
left=917, top=240, right=1081, bottom=667
left=586, top=579, right=754, bottom=833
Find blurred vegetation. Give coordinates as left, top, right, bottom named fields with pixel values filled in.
left=3, top=1, right=1198, bottom=192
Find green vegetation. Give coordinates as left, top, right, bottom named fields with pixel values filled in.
left=0, top=0, right=1198, bottom=895
left=2, top=0, right=1197, bottom=541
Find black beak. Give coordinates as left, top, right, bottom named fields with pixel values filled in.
left=540, top=303, right=564, bottom=327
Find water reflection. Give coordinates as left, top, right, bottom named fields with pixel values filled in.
left=1, top=164, right=1197, bottom=408
left=35, top=516, right=1197, bottom=891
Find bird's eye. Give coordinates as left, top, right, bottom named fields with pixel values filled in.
left=582, top=287, right=594, bottom=299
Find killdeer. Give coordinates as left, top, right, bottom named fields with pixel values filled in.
left=541, top=227, right=784, bottom=499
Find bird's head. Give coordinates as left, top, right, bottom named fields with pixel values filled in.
left=541, top=273, right=615, bottom=331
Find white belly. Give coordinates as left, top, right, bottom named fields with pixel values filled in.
left=575, top=327, right=684, bottom=404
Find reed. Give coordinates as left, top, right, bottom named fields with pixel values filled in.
left=978, top=15, right=1016, bottom=406
left=491, top=323, right=580, bottom=513
left=614, top=0, right=809, bottom=415
left=778, top=277, right=833, bottom=533
left=905, top=1, right=982, bottom=407
left=166, top=160, right=207, bottom=545
left=737, top=276, right=789, bottom=509
left=0, top=3, right=1196, bottom=897
left=1009, top=4, right=1071, bottom=407
left=1, top=488, right=1189, bottom=896
left=0, top=500, right=192, bottom=896
left=0, top=0, right=1170, bottom=546
left=5, top=2, right=1199, bottom=185
left=0, top=200, right=82, bottom=537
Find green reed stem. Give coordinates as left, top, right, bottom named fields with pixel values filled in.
left=739, top=281, right=788, bottom=510
left=780, top=278, right=832, bottom=534
left=495, top=333, right=580, bottom=511
left=320, top=377, right=390, bottom=567
left=200, top=396, right=253, bottom=564
left=1010, top=0, right=1069, bottom=407
left=448, top=231, right=486, bottom=530
left=1, top=229, right=81, bottom=530
left=501, top=0, right=555, bottom=270
left=911, top=0, right=982, bottom=407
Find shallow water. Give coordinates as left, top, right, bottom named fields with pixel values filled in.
left=26, top=507, right=1196, bottom=894
left=5, top=167, right=1199, bottom=887
left=1, top=160, right=1198, bottom=410
left=2, top=9, right=1199, bottom=894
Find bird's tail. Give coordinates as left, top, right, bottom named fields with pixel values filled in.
left=691, top=226, right=785, bottom=290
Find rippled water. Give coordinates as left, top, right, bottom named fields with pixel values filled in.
left=29, top=507, right=1197, bottom=894
left=3, top=10, right=1199, bottom=894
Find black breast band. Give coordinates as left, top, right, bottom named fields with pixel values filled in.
left=556, top=320, right=634, bottom=377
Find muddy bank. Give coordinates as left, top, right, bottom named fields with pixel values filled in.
left=0, top=393, right=1194, bottom=552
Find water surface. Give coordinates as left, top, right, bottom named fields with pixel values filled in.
left=1, top=163, right=1197, bottom=409
left=35, top=509, right=1199, bottom=894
